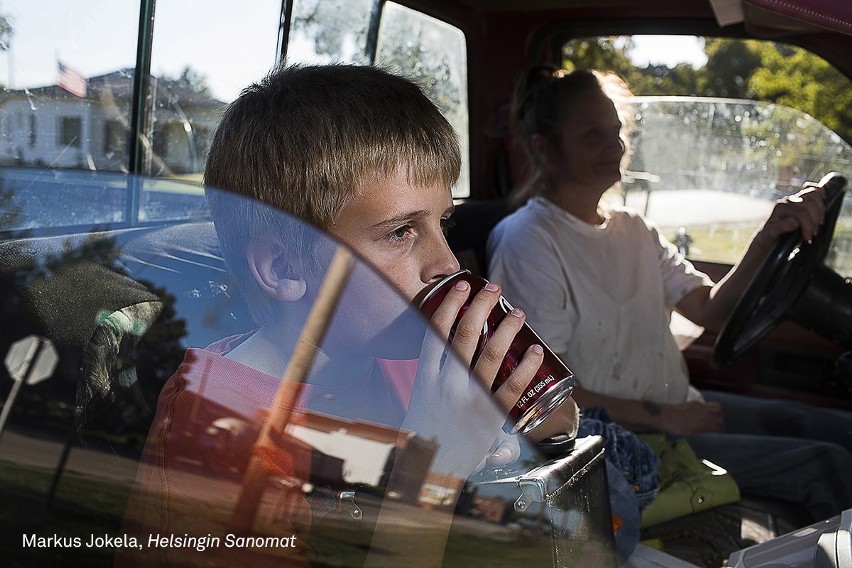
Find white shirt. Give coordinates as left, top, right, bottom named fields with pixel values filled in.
left=487, top=196, right=712, bottom=404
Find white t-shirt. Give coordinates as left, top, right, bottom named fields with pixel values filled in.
left=487, top=196, right=713, bottom=404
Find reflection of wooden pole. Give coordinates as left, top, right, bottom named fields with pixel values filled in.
left=230, top=246, right=354, bottom=533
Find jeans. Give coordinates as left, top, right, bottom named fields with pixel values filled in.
left=686, top=390, right=852, bottom=522
left=702, top=389, right=852, bottom=452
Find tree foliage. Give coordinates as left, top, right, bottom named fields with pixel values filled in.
left=0, top=12, right=11, bottom=51
left=747, top=42, right=851, bottom=142
left=701, top=38, right=761, bottom=98
left=165, top=66, right=212, bottom=97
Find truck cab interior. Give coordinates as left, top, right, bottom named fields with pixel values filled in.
left=0, top=1, right=850, bottom=567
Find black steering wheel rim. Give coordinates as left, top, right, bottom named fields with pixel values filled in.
left=712, top=172, right=848, bottom=370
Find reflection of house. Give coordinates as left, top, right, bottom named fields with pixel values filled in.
left=471, top=494, right=511, bottom=524
left=0, top=69, right=223, bottom=174
left=284, top=410, right=442, bottom=505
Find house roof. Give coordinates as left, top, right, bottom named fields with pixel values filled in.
left=2, top=68, right=225, bottom=108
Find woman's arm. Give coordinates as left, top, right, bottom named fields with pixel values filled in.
left=572, top=384, right=724, bottom=436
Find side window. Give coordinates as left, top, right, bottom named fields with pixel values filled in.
left=560, top=36, right=852, bottom=277
left=0, top=0, right=138, bottom=172
left=0, top=0, right=282, bottom=233
left=147, top=0, right=281, bottom=182
left=376, top=3, right=470, bottom=198
left=286, top=0, right=471, bottom=198
left=287, top=0, right=374, bottom=64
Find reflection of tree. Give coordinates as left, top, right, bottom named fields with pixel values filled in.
left=377, top=13, right=463, bottom=120
left=0, top=10, right=12, bottom=87
left=0, top=13, right=11, bottom=52
left=291, top=0, right=463, bottom=120
left=742, top=104, right=848, bottom=190
left=163, top=66, right=212, bottom=98
left=290, top=0, right=371, bottom=64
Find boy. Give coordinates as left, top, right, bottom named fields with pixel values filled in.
left=123, top=64, right=579, bottom=567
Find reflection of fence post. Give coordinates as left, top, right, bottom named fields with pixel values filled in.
left=230, top=246, right=354, bottom=534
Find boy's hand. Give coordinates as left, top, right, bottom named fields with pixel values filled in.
left=402, top=279, right=544, bottom=475
left=427, top=278, right=544, bottom=416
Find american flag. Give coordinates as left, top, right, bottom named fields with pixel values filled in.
left=58, top=62, right=88, bottom=97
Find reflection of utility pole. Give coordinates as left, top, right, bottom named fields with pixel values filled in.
left=230, top=247, right=355, bottom=534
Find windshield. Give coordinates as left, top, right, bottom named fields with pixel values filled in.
left=607, top=96, right=852, bottom=277
left=0, top=174, right=605, bottom=566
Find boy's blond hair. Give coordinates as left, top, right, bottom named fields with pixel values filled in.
left=204, top=64, right=461, bottom=322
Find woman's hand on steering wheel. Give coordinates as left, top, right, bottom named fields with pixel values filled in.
left=754, top=184, right=826, bottom=248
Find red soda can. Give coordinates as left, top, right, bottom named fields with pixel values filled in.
left=418, top=270, right=575, bottom=434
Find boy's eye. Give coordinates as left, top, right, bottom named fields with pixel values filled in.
left=387, top=224, right=415, bottom=243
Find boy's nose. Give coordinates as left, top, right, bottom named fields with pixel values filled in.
left=425, top=238, right=461, bottom=282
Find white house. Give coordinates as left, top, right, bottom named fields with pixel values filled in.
left=0, top=69, right=224, bottom=175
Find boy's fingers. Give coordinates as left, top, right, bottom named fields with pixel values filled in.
left=491, top=344, right=544, bottom=413
left=427, top=280, right=472, bottom=339
left=472, top=307, right=525, bottom=387
left=485, top=435, right=521, bottom=466
left=452, top=282, right=501, bottom=363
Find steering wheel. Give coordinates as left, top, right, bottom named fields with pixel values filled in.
left=712, top=172, right=849, bottom=369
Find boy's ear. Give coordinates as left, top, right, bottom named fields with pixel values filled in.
left=246, top=238, right=307, bottom=302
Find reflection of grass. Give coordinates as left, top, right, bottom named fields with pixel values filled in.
left=0, top=461, right=133, bottom=519
left=443, top=525, right=552, bottom=567
left=0, top=491, right=120, bottom=567
left=0, top=461, right=566, bottom=566
left=0, top=462, right=127, bottom=567
left=309, top=497, right=553, bottom=567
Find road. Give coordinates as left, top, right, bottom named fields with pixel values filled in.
left=620, top=188, right=775, bottom=227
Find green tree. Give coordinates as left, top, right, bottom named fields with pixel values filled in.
left=165, top=66, right=212, bottom=97
left=633, top=63, right=701, bottom=96
left=701, top=38, right=761, bottom=98
left=562, top=37, right=700, bottom=97
left=562, top=37, right=637, bottom=80
left=747, top=43, right=851, bottom=143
